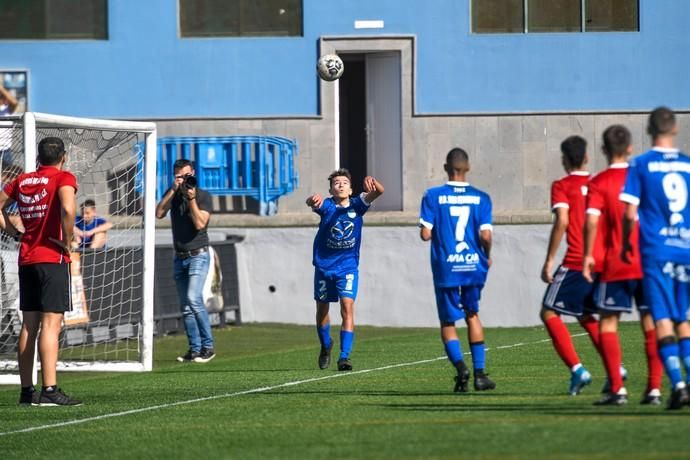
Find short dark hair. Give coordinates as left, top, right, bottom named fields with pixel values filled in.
left=37, top=137, right=66, bottom=166
left=560, top=136, right=587, bottom=168
left=647, top=106, right=676, bottom=138
left=602, top=125, right=631, bottom=157
left=328, top=168, right=352, bottom=187
left=445, top=147, right=469, bottom=166
left=173, top=159, right=194, bottom=172
left=82, top=199, right=96, bottom=208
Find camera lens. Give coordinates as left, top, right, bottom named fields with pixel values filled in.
left=183, top=175, right=197, bottom=189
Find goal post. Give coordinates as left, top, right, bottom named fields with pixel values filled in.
left=0, top=111, right=157, bottom=383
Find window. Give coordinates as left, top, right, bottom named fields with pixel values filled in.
left=180, top=0, right=302, bottom=37
left=472, top=0, right=523, bottom=34
left=0, top=0, right=107, bottom=40
left=471, top=0, right=638, bottom=33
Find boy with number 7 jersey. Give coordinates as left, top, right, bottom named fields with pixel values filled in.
left=419, top=147, right=496, bottom=393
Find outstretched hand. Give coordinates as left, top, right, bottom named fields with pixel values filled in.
left=306, top=193, right=323, bottom=209
left=363, top=176, right=377, bottom=193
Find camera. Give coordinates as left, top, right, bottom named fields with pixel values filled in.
left=182, top=174, right=197, bottom=189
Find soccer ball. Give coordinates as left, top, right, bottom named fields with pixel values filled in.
left=317, top=54, right=344, bottom=81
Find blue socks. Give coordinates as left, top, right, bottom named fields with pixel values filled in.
left=659, top=340, right=683, bottom=388
left=339, top=330, right=354, bottom=360
left=679, top=338, right=690, bottom=381
left=444, top=339, right=464, bottom=366
left=470, top=341, right=486, bottom=371
left=317, top=324, right=332, bottom=349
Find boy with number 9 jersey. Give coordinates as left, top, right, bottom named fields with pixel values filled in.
left=419, top=148, right=495, bottom=393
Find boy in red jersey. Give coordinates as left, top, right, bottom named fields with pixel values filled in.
left=0, top=137, right=82, bottom=406
left=540, top=136, right=604, bottom=395
left=583, top=125, right=663, bottom=405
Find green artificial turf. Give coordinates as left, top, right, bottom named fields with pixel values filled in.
left=1, top=322, right=688, bottom=459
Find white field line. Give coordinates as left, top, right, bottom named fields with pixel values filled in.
left=0, top=332, right=588, bottom=437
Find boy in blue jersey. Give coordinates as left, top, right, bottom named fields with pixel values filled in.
left=621, top=107, right=690, bottom=409
left=306, top=169, right=384, bottom=371
left=419, top=148, right=495, bottom=392
left=74, top=199, right=112, bottom=249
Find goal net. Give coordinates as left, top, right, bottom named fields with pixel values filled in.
left=0, top=112, right=156, bottom=384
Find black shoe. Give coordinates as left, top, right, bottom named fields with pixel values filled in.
left=318, top=342, right=333, bottom=369
left=337, top=358, right=352, bottom=371
left=474, top=371, right=496, bottom=391
left=453, top=362, right=470, bottom=393
left=38, top=388, right=82, bottom=406
left=18, top=387, right=40, bottom=406
left=594, top=389, right=628, bottom=406
left=177, top=349, right=200, bottom=362
left=194, top=348, right=216, bottom=363
left=667, top=386, right=689, bottom=410
left=640, top=389, right=662, bottom=405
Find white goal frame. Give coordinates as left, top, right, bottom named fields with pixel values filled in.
left=0, top=112, right=157, bottom=384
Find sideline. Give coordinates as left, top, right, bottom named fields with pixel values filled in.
left=0, top=333, right=586, bottom=437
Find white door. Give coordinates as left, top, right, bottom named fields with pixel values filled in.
left=365, top=52, right=402, bottom=211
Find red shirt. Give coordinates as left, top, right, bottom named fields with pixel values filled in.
left=3, top=165, right=78, bottom=265
left=585, top=164, right=643, bottom=282
left=551, top=172, right=603, bottom=271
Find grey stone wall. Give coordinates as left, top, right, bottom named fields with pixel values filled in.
left=231, top=225, right=570, bottom=328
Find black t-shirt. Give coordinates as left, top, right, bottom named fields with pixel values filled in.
left=170, top=189, right=212, bottom=252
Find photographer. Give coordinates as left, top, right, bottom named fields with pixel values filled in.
left=156, top=159, right=216, bottom=363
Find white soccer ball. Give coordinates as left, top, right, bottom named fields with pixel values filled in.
left=317, top=54, right=344, bottom=81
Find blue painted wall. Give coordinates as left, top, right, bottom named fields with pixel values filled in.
left=0, top=0, right=688, bottom=117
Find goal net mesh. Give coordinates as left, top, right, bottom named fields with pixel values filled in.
left=0, top=115, right=153, bottom=376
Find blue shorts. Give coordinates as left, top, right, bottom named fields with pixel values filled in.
left=595, top=279, right=648, bottom=314
left=542, top=266, right=598, bottom=317
left=434, top=285, right=483, bottom=323
left=313, top=268, right=359, bottom=303
left=642, top=261, right=690, bottom=323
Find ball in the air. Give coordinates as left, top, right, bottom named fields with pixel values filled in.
left=317, top=54, right=344, bottom=81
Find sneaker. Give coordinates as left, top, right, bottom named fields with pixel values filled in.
left=601, top=365, right=628, bottom=393
left=667, top=385, right=689, bottom=410
left=38, top=388, right=82, bottom=406
left=337, top=358, right=353, bottom=371
left=194, top=348, right=216, bottom=363
left=453, top=362, right=470, bottom=393
left=594, top=388, right=628, bottom=406
left=318, top=342, right=333, bottom=370
left=569, top=368, right=592, bottom=396
left=18, top=388, right=40, bottom=406
left=640, top=389, right=662, bottom=405
left=176, top=349, right=200, bottom=362
left=474, top=371, right=496, bottom=391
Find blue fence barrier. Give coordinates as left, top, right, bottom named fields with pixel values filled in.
left=153, top=136, right=299, bottom=216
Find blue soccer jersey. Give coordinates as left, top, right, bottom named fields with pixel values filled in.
left=420, top=181, right=492, bottom=287
left=312, top=194, right=370, bottom=273
left=620, top=147, right=690, bottom=264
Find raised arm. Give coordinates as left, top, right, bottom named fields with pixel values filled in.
left=541, top=207, right=568, bottom=283
left=306, top=193, right=323, bottom=210
left=363, top=176, right=384, bottom=203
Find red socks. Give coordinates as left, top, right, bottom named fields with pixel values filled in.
left=600, top=332, right=623, bottom=393
left=579, top=316, right=602, bottom=354
left=644, top=329, right=663, bottom=392
left=545, top=316, right=580, bottom=368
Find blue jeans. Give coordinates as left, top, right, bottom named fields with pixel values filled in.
left=174, top=251, right=214, bottom=352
